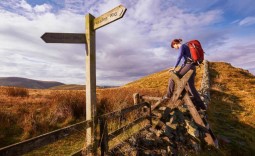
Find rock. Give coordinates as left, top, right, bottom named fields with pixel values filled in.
left=172, top=109, right=185, bottom=123
left=128, top=136, right=137, bottom=146
left=156, top=129, right=163, bottom=137
left=160, top=107, right=171, bottom=122
left=164, top=125, right=176, bottom=139
left=185, top=120, right=199, bottom=138
left=162, top=136, right=170, bottom=143
left=166, top=123, right=178, bottom=130
left=145, top=132, right=157, bottom=138
left=190, top=139, right=201, bottom=152
left=155, top=120, right=166, bottom=130
left=153, top=112, right=162, bottom=118
left=159, top=107, right=167, bottom=111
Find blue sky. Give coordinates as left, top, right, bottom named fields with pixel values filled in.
left=0, top=0, right=254, bottom=85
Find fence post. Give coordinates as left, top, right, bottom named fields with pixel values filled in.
left=133, top=93, right=140, bottom=105
left=99, top=118, right=109, bottom=156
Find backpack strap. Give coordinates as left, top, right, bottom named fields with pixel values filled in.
left=185, top=42, right=194, bottom=63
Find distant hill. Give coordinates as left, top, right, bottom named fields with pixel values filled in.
left=0, top=77, right=118, bottom=90
left=0, top=77, right=64, bottom=89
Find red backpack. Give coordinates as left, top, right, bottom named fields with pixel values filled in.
left=187, top=40, right=204, bottom=65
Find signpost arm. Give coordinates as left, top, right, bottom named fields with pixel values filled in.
left=85, top=13, right=97, bottom=155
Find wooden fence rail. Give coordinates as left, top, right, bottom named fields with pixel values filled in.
left=133, top=93, right=165, bottom=111
left=109, top=124, right=151, bottom=154
left=0, top=101, right=151, bottom=156
left=72, top=101, right=152, bottom=155
left=141, top=96, right=162, bottom=101
left=0, top=120, right=92, bottom=156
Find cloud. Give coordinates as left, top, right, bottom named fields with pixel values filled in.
left=20, top=0, right=32, bottom=11
left=0, top=0, right=254, bottom=87
left=34, top=4, right=52, bottom=13
left=239, top=16, right=255, bottom=26
left=205, top=36, right=255, bottom=74
left=63, top=0, right=105, bottom=15
left=0, top=2, right=86, bottom=84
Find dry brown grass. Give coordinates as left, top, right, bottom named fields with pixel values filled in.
left=0, top=87, right=51, bottom=146
left=5, top=87, right=29, bottom=97
left=97, top=87, right=162, bottom=113
left=0, top=88, right=87, bottom=147
left=50, top=90, right=86, bottom=119
left=124, top=64, right=204, bottom=93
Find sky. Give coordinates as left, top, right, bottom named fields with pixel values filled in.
left=0, top=0, right=254, bottom=86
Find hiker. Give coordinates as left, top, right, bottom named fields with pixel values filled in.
left=164, top=39, right=206, bottom=110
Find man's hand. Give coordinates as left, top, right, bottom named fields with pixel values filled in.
left=168, top=67, right=175, bottom=73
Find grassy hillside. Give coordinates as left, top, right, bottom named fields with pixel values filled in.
left=207, top=62, right=255, bottom=155
left=123, top=65, right=204, bottom=92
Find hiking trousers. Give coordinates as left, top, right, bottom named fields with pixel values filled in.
left=167, top=63, right=206, bottom=110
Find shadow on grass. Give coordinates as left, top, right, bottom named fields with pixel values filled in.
left=207, top=68, right=255, bottom=155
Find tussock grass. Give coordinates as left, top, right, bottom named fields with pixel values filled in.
left=5, top=87, right=29, bottom=97
left=50, top=90, right=86, bottom=119
left=0, top=88, right=86, bottom=147
left=97, top=87, right=162, bottom=113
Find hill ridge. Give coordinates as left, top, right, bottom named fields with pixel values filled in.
left=0, top=77, right=64, bottom=89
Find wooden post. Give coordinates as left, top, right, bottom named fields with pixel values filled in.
left=85, top=13, right=97, bottom=155
left=171, top=70, right=193, bottom=103
left=133, top=93, right=140, bottom=105
left=183, top=93, right=215, bottom=146
left=99, top=118, right=109, bottom=156
left=148, top=103, right=153, bottom=125
left=118, top=112, right=123, bottom=129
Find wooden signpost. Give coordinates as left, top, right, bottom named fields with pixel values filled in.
left=41, top=5, right=127, bottom=155
left=93, top=5, right=126, bottom=30
left=41, top=33, right=86, bottom=44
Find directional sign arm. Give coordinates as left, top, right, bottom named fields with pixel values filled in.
left=41, top=33, right=86, bottom=44
left=93, top=5, right=127, bottom=30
